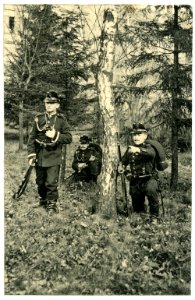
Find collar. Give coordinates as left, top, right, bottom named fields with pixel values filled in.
left=46, top=111, right=57, bottom=118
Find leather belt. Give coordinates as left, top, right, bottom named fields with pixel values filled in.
left=35, top=139, right=56, bottom=147
left=131, top=174, right=151, bottom=179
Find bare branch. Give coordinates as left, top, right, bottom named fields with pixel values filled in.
left=77, top=6, right=100, bottom=51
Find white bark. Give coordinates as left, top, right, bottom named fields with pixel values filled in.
left=98, top=8, right=118, bottom=218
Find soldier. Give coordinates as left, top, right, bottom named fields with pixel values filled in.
left=72, top=135, right=102, bottom=184
left=119, top=123, right=160, bottom=223
left=27, top=91, right=72, bottom=214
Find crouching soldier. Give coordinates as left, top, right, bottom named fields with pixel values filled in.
left=72, top=135, right=102, bottom=184
left=27, top=91, right=72, bottom=214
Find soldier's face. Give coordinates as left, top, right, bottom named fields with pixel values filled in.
left=45, top=102, right=59, bottom=113
left=80, top=143, right=89, bottom=150
left=132, top=132, right=147, bottom=145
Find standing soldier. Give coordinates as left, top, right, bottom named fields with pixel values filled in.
left=72, top=135, right=102, bottom=184
left=119, top=123, right=160, bottom=223
left=27, top=91, right=72, bottom=214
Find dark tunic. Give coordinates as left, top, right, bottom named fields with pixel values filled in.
left=27, top=112, right=72, bottom=167
left=121, top=143, right=156, bottom=177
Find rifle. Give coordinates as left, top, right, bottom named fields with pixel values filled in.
left=116, top=133, right=131, bottom=217
left=64, top=172, right=77, bottom=181
left=157, top=177, right=165, bottom=217
left=160, top=191, right=165, bottom=217
left=12, top=165, right=34, bottom=199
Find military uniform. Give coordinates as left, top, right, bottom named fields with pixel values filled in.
left=27, top=96, right=72, bottom=211
left=122, top=124, right=159, bottom=217
left=72, top=137, right=102, bottom=183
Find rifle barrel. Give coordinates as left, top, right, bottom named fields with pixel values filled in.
left=116, top=133, right=131, bottom=217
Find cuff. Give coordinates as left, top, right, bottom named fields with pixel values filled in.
left=52, top=131, right=60, bottom=143
left=28, top=153, right=36, bottom=159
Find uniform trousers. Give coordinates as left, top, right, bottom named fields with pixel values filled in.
left=35, top=165, right=60, bottom=201
left=75, top=161, right=101, bottom=183
left=130, top=177, right=159, bottom=216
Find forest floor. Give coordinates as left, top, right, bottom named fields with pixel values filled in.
left=4, top=136, right=192, bottom=295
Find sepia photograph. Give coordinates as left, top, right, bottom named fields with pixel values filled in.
left=3, top=0, right=193, bottom=296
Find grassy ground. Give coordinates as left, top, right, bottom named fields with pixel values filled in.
left=4, top=138, right=192, bottom=295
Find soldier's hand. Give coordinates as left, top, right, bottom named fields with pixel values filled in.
left=45, top=128, right=56, bottom=139
left=28, top=157, right=36, bottom=166
left=118, top=162, right=124, bottom=173
left=89, top=155, right=96, bottom=161
left=128, top=145, right=141, bottom=154
left=124, top=170, right=131, bottom=180
left=78, top=163, right=87, bottom=170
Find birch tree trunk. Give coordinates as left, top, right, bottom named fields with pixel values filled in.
left=97, top=8, right=118, bottom=218
left=170, top=5, right=179, bottom=191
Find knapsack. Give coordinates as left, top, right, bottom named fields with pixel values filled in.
left=89, top=143, right=103, bottom=159
left=146, top=139, right=168, bottom=171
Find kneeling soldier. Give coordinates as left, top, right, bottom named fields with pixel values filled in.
left=27, top=91, right=72, bottom=214
left=72, top=135, right=102, bottom=184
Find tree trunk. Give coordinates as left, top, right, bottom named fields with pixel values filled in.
left=97, top=8, right=118, bottom=218
left=170, top=5, right=179, bottom=191
left=18, top=97, right=24, bottom=150
left=59, top=21, right=68, bottom=183
left=94, top=100, right=103, bottom=144
left=18, top=82, right=29, bottom=150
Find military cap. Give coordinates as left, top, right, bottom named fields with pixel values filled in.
left=79, top=135, right=92, bottom=144
left=44, top=91, right=60, bottom=103
left=130, top=123, right=148, bottom=134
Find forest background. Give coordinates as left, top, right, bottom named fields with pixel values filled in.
left=2, top=0, right=194, bottom=297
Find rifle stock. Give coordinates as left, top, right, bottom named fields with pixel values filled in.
left=116, top=133, right=131, bottom=217
left=13, top=165, right=34, bottom=199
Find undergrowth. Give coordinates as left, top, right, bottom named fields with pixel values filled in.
left=4, top=140, right=191, bottom=295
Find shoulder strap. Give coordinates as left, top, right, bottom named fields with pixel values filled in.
left=57, top=112, right=67, bottom=120
left=35, top=112, right=44, bottom=118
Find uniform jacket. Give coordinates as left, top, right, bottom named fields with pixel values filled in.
left=122, top=142, right=156, bottom=177
left=27, top=111, right=72, bottom=167
left=72, top=144, right=102, bottom=172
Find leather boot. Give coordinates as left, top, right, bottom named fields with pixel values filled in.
left=46, top=200, right=59, bottom=214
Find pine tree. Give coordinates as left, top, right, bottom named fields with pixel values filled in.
left=4, top=5, right=61, bottom=149
left=4, top=5, right=91, bottom=149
